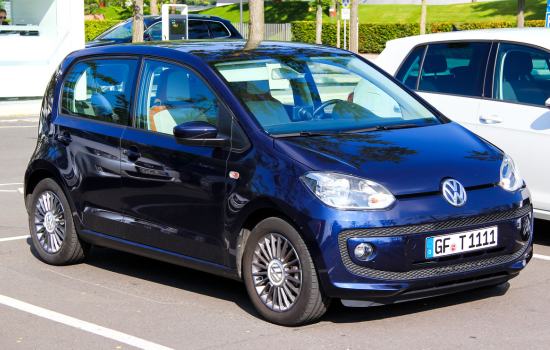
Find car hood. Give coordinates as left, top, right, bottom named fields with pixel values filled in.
left=273, top=122, right=503, bottom=196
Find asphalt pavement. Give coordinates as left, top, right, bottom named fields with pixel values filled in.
left=0, top=116, right=549, bottom=350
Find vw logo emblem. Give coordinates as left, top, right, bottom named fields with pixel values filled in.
left=267, top=260, right=285, bottom=286
left=44, top=212, right=56, bottom=233
left=442, top=179, right=467, bottom=207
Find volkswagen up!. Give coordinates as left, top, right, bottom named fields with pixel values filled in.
left=25, top=41, right=533, bottom=326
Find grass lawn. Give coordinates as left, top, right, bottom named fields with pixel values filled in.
left=198, top=0, right=546, bottom=23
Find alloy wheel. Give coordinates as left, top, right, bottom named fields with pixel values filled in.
left=34, top=191, right=66, bottom=253
left=252, top=233, right=302, bottom=312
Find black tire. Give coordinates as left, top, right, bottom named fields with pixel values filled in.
left=28, top=178, right=90, bottom=265
left=243, top=217, right=331, bottom=326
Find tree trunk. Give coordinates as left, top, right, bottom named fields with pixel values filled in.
left=336, top=2, right=340, bottom=48
left=517, top=0, right=525, bottom=28
left=420, top=0, right=427, bottom=35
left=244, top=0, right=264, bottom=50
left=350, top=0, right=359, bottom=53
left=132, top=0, right=144, bottom=43
left=171, top=0, right=177, bottom=14
left=316, top=0, right=323, bottom=44
left=150, top=0, right=158, bottom=15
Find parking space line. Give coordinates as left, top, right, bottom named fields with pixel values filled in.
left=534, top=254, right=550, bottom=261
left=0, top=183, right=24, bottom=186
left=0, top=235, right=30, bottom=242
left=0, top=294, right=174, bottom=350
left=0, top=126, right=37, bottom=129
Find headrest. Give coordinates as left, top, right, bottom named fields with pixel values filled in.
left=156, top=69, right=190, bottom=102
left=503, top=51, right=533, bottom=79
left=423, top=55, right=448, bottom=74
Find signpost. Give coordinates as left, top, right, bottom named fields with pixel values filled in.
left=342, top=0, right=350, bottom=50
left=546, top=0, right=550, bottom=27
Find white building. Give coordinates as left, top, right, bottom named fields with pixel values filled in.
left=0, top=0, right=84, bottom=99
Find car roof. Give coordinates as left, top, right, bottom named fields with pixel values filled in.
left=386, top=27, right=550, bottom=50
left=116, top=40, right=350, bottom=62
left=142, top=14, right=228, bottom=22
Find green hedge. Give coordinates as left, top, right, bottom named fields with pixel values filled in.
left=291, top=20, right=545, bottom=53
left=85, top=20, right=122, bottom=41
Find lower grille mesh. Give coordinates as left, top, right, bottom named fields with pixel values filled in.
left=338, top=205, right=532, bottom=281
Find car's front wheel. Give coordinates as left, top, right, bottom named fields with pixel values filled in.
left=243, top=217, right=331, bottom=326
left=28, top=178, right=90, bottom=265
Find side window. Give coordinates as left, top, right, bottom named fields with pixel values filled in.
left=147, top=22, right=162, bottom=41
left=395, top=46, right=426, bottom=90
left=208, top=21, right=230, bottom=38
left=135, top=60, right=219, bottom=135
left=188, top=20, right=211, bottom=39
left=419, top=42, right=489, bottom=97
left=493, top=43, right=550, bottom=107
left=61, top=59, right=138, bottom=125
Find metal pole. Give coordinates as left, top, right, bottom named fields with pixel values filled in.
left=344, top=19, right=346, bottom=50
left=240, top=0, right=243, bottom=33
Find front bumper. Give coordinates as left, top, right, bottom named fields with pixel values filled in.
left=296, top=185, right=533, bottom=302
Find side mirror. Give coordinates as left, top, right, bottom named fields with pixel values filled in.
left=545, top=97, right=550, bottom=108
left=173, top=121, right=229, bottom=148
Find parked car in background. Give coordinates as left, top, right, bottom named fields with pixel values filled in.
left=375, top=28, right=550, bottom=222
left=85, top=14, right=243, bottom=48
left=25, top=40, right=533, bottom=326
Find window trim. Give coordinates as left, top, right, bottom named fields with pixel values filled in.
left=58, top=55, right=142, bottom=127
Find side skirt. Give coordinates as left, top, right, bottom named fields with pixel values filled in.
left=78, top=229, right=242, bottom=282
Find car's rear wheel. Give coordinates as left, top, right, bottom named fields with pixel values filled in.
left=243, top=217, right=331, bottom=326
left=29, top=178, right=90, bottom=265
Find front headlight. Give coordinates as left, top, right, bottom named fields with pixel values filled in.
left=301, top=172, right=396, bottom=210
left=500, top=154, right=523, bottom=192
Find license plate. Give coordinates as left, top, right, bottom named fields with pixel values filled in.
left=426, top=226, right=498, bottom=258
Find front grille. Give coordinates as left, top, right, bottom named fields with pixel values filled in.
left=338, top=205, right=532, bottom=281
left=339, top=205, right=532, bottom=238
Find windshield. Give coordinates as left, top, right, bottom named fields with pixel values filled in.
left=95, top=19, right=157, bottom=40
left=211, top=54, right=441, bottom=135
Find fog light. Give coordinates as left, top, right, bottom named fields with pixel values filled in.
left=354, top=243, right=373, bottom=261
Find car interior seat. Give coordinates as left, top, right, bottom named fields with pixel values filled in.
left=150, top=69, right=213, bottom=134
left=233, top=80, right=291, bottom=126
left=501, top=51, right=545, bottom=105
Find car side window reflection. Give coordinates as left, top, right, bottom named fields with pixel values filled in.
left=61, top=59, right=138, bottom=125
left=493, top=43, right=550, bottom=107
left=396, top=46, right=426, bottom=90
left=135, top=61, right=219, bottom=135
left=418, top=42, right=489, bottom=97
left=147, top=22, right=162, bottom=41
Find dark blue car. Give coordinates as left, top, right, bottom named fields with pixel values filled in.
left=25, top=40, right=533, bottom=326
left=85, top=14, right=242, bottom=48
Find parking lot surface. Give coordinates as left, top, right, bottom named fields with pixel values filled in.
left=0, top=116, right=548, bottom=349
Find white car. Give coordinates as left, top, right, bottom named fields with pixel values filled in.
left=375, top=28, right=550, bottom=221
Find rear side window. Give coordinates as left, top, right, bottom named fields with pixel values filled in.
left=208, top=21, right=230, bottom=37
left=61, top=59, right=138, bottom=125
left=188, top=20, right=210, bottom=39
left=395, top=46, right=425, bottom=90
left=418, top=42, right=490, bottom=97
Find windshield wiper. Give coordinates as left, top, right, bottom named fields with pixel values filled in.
left=271, top=131, right=338, bottom=138
left=344, top=123, right=426, bottom=134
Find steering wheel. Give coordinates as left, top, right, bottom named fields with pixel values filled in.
left=312, top=99, right=341, bottom=118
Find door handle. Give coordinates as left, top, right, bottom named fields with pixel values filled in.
left=57, top=133, right=72, bottom=144
left=123, top=148, right=141, bottom=160
left=479, top=115, right=504, bottom=124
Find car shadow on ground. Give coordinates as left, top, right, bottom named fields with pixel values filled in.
left=534, top=219, right=550, bottom=248
left=27, top=239, right=513, bottom=326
